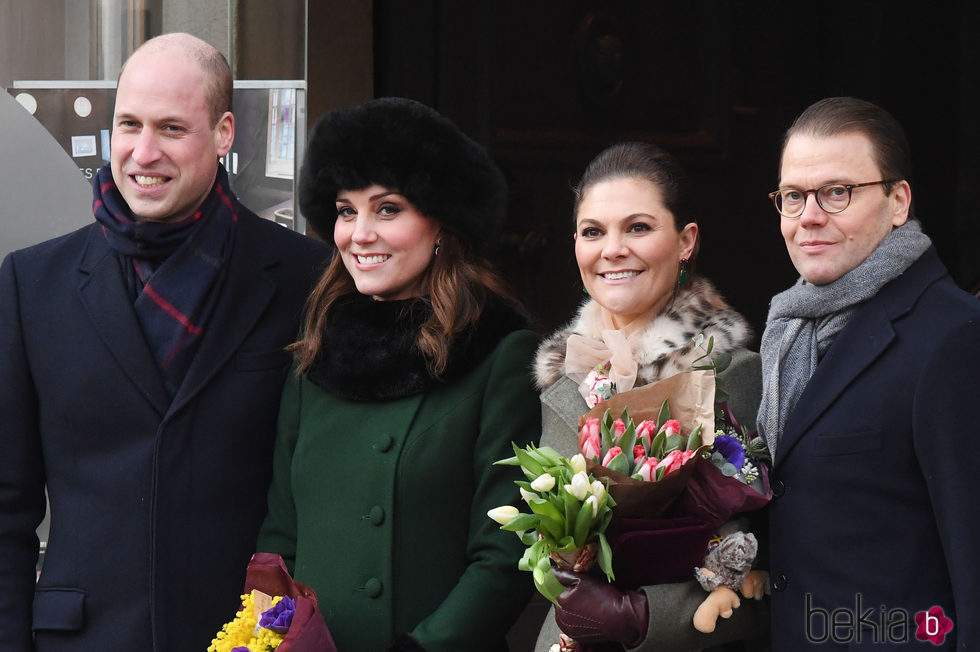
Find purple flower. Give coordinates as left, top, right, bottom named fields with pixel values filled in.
left=232, top=647, right=251, bottom=652
left=259, top=595, right=296, bottom=633
left=712, top=435, right=745, bottom=469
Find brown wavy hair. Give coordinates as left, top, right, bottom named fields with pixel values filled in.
left=289, top=227, right=517, bottom=376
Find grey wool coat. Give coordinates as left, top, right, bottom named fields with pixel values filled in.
left=532, top=278, right=769, bottom=652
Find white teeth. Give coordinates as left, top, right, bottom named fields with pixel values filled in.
left=357, top=254, right=389, bottom=264
left=134, top=175, right=166, bottom=187
left=602, top=271, right=639, bottom=280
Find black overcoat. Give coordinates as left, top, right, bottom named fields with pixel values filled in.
left=0, top=208, right=327, bottom=651
left=768, top=248, right=980, bottom=649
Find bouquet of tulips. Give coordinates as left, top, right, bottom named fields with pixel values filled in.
left=580, top=399, right=705, bottom=484
left=488, top=443, right=616, bottom=603
left=571, top=367, right=771, bottom=590
left=576, top=370, right=715, bottom=522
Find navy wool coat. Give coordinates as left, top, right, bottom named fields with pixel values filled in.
left=0, top=209, right=327, bottom=651
left=767, top=247, right=980, bottom=649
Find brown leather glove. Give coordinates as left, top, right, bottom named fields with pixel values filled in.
left=553, top=569, right=649, bottom=647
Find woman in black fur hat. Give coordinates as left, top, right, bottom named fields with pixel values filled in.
left=256, top=97, right=541, bottom=651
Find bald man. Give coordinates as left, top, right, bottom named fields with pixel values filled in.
left=0, top=33, right=328, bottom=650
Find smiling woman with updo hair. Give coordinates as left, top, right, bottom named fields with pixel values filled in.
left=532, top=141, right=769, bottom=652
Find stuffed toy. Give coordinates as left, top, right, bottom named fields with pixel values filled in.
left=692, top=520, right=770, bottom=633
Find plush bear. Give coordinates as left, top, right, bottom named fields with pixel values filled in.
left=692, top=521, right=770, bottom=633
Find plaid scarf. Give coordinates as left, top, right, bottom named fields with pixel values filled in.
left=93, top=164, right=237, bottom=397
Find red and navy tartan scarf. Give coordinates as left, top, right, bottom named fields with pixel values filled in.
left=92, top=164, right=237, bottom=397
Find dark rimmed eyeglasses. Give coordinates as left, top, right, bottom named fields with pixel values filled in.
left=768, top=179, right=900, bottom=218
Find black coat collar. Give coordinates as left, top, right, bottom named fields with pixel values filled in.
left=306, top=293, right=529, bottom=401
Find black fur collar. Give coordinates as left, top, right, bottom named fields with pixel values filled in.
left=306, top=293, right=529, bottom=402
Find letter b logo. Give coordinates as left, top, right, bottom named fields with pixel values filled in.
left=915, top=606, right=953, bottom=645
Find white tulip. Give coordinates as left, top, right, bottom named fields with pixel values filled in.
left=487, top=505, right=519, bottom=525
left=569, top=453, right=587, bottom=475
left=531, top=473, right=556, bottom=492
left=584, top=494, right=599, bottom=518
left=591, top=480, right=606, bottom=503
left=519, top=487, right=538, bottom=504
left=565, top=471, right=591, bottom=501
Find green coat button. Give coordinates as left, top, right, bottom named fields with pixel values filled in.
left=376, top=434, right=394, bottom=452
left=364, top=577, right=383, bottom=598
left=367, top=505, right=385, bottom=525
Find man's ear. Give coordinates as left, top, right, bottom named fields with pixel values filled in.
left=214, top=111, right=235, bottom=157
left=889, top=179, right=911, bottom=227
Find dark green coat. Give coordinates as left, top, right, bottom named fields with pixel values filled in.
left=258, top=329, right=541, bottom=651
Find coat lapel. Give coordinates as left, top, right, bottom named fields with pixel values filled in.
left=76, top=227, right=171, bottom=416
left=774, top=304, right=894, bottom=464
left=168, top=220, right=277, bottom=416
left=774, top=248, right=948, bottom=466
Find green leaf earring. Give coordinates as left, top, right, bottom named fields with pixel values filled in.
left=678, top=258, right=689, bottom=286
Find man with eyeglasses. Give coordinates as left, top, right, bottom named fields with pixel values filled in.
left=758, top=97, right=978, bottom=648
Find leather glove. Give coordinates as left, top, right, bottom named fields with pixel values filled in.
left=553, top=568, right=649, bottom=647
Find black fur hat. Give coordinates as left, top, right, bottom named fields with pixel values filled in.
left=299, top=97, right=507, bottom=252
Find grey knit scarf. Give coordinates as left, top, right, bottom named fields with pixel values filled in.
left=757, top=220, right=931, bottom=461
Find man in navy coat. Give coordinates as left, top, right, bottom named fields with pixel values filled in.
left=0, top=33, right=327, bottom=650
left=759, top=97, right=979, bottom=649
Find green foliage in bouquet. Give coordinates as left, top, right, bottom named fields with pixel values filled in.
left=691, top=332, right=771, bottom=484
left=691, top=333, right=732, bottom=404
left=488, top=443, right=616, bottom=603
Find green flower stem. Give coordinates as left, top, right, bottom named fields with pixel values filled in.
left=533, top=563, right=567, bottom=604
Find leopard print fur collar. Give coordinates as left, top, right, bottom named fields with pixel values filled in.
left=534, top=277, right=752, bottom=389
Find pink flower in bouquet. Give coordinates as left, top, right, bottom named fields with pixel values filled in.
left=636, top=456, right=659, bottom=482
left=635, top=419, right=657, bottom=449
left=613, top=418, right=626, bottom=439
left=584, top=362, right=616, bottom=408
left=656, top=449, right=696, bottom=476
left=579, top=417, right=600, bottom=451
left=582, top=432, right=602, bottom=461
left=633, top=444, right=646, bottom=468
left=602, top=446, right=624, bottom=468
left=661, top=419, right=681, bottom=436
